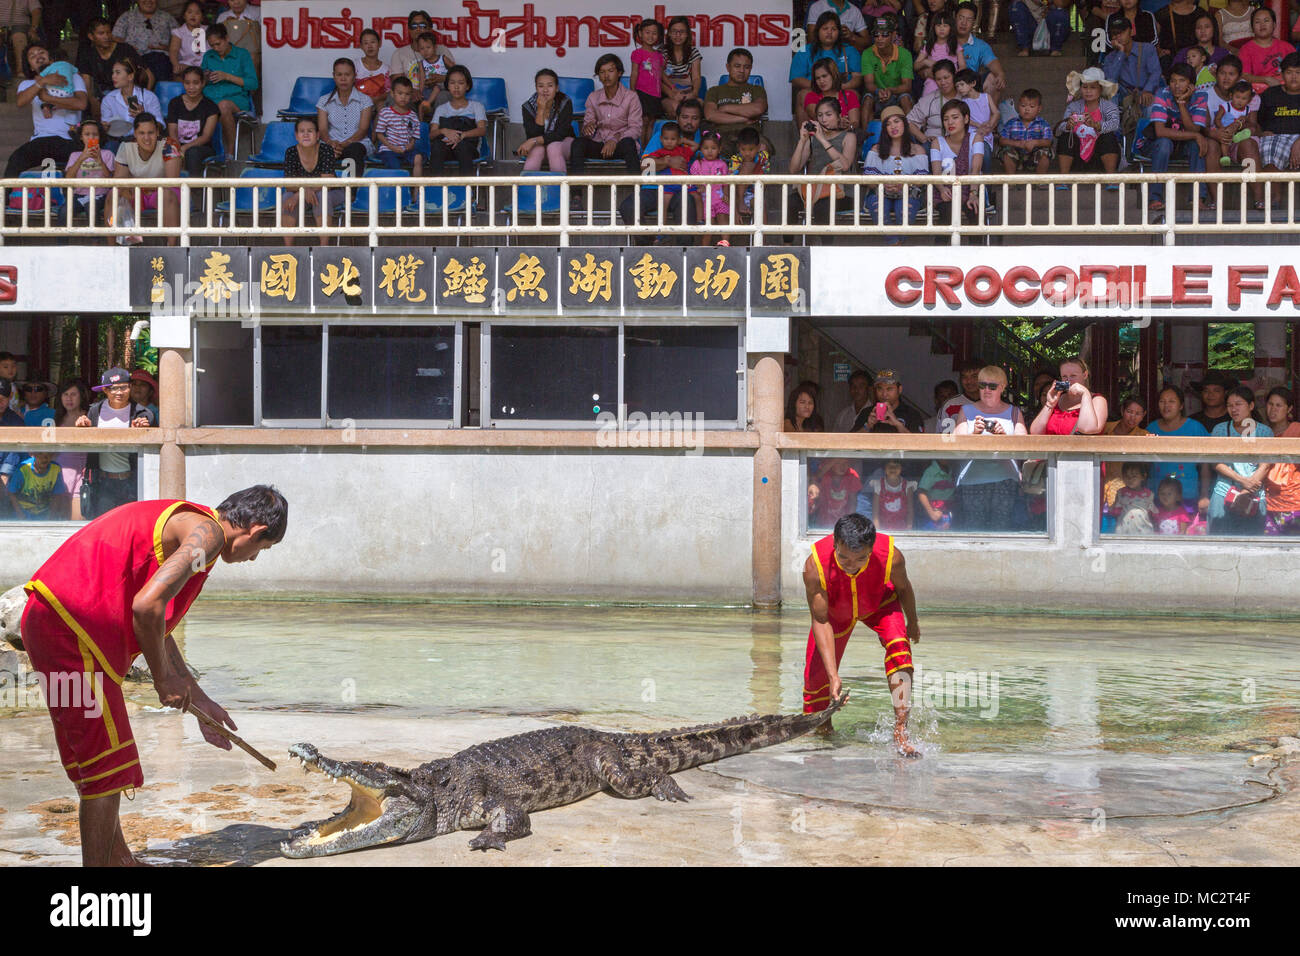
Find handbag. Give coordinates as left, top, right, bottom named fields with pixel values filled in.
left=79, top=464, right=98, bottom=521
left=802, top=163, right=846, bottom=208
left=1223, top=485, right=1261, bottom=517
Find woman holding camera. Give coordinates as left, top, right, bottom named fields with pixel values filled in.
left=1030, top=355, right=1108, bottom=435
left=950, top=364, right=1027, bottom=532
left=790, top=96, right=857, bottom=231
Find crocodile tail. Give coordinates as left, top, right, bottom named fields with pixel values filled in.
left=633, top=693, right=848, bottom=773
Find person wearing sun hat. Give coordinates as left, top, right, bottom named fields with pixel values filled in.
left=1055, top=67, right=1122, bottom=179
left=129, top=368, right=160, bottom=420
left=73, top=367, right=156, bottom=517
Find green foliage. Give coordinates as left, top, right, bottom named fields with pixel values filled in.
left=133, top=323, right=159, bottom=376
left=1207, top=324, right=1254, bottom=371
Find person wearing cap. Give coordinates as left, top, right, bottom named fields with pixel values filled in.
left=74, top=367, right=156, bottom=517
left=853, top=369, right=926, bottom=433
left=1101, top=17, right=1161, bottom=110
left=18, top=380, right=55, bottom=427
left=129, top=368, right=160, bottom=421
left=1056, top=68, right=1122, bottom=176
left=861, top=16, right=915, bottom=123
left=1191, top=369, right=1235, bottom=431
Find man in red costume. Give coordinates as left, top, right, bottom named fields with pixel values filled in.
left=802, top=511, right=922, bottom=755
left=20, top=485, right=288, bottom=865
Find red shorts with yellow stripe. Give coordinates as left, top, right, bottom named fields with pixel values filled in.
left=20, top=595, right=142, bottom=799
left=802, top=605, right=912, bottom=713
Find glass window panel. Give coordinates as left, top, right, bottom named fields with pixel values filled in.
left=262, top=325, right=322, bottom=420
left=326, top=325, right=454, bottom=421
left=197, top=322, right=254, bottom=426
left=489, top=326, right=617, bottom=422
left=623, top=325, right=739, bottom=421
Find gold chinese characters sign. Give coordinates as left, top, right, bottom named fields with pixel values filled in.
left=131, top=247, right=809, bottom=316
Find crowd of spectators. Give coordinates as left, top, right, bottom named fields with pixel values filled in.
left=9, top=1, right=1300, bottom=232
left=0, top=354, right=155, bottom=521
left=797, top=358, right=1300, bottom=537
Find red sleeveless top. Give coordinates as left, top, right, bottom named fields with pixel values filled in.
left=809, top=531, right=897, bottom=638
left=1046, top=405, right=1081, bottom=435
left=25, top=500, right=221, bottom=684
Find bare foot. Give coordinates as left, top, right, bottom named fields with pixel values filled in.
left=894, top=724, right=920, bottom=758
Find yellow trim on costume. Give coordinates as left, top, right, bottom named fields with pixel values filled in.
left=78, top=640, right=119, bottom=748
left=24, top=580, right=124, bottom=686
left=884, top=636, right=907, bottom=648
left=69, top=739, right=137, bottom=770
left=79, top=782, right=138, bottom=801
left=883, top=538, right=895, bottom=586
left=804, top=681, right=830, bottom=695
left=833, top=622, right=857, bottom=639
left=884, top=650, right=911, bottom=664
left=76, top=757, right=140, bottom=785
left=885, top=663, right=914, bottom=677
left=879, top=591, right=898, bottom=607
left=803, top=694, right=831, bottom=705
left=811, top=544, right=828, bottom=593
left=153, top=502, right=222, bottom=569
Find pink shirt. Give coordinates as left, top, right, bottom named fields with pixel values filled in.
left=632, top=48, right=665, bottom=97
left=1239, top=38, right=1296, bottom=79
left=582, top=84, right=643, bottom=145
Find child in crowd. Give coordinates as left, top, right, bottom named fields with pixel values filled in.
left=689, top=131, right=730, bottom=244
left=955, top=68, right=998, bottom=153
left=996, top=88, right=1055, bottom=175
left=1209, top=81, right=1257, bottom=167
left=642, top=121, right=696, bottom=221
left=1152, top=476, right=1196, bottom=535
left=915, top=12, right=964, bottom=97
left=811, top=457, right=862, bottom=528
left=413, top=31, right=455, bottom=121
left=917, top=459, right=955, bottom=530
left=39, top=58, right=79, bottom=100
left=1107, top=462, right=1156, bottom=525
left=630, top=19, right=666, bottom=144
left=727, top=127, right=769, bottom=220
left=1183, top=46, right=1216, bottom=90
left=64, top=120, right=116, bottom=211
left=8, top=452, right=66, bottom=520
left=374, top=76, right=424, bottom=175
left=870, top=459, right=916, bottom=531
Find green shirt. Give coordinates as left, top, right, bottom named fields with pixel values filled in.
left=862, top=45, right=913, bottom=93
left=704, top=82, right=767, bottom=137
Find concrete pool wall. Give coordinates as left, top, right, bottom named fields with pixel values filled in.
left=0, top=446, right=1295, bottom=614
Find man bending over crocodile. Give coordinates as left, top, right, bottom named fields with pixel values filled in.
left=802, top=512, right=921, bottom=756
left=20, top=486, right=288, bottom=865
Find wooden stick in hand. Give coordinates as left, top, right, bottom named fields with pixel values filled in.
left=187, top=704, right=277, bottom=771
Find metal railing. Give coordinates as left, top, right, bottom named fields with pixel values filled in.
left=2, top=171, right=1298, bottom=246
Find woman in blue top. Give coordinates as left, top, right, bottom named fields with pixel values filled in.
left=791, top=11, right=864, bottom=110
left=1145, top=384, right=1211, bottom=510
left=1208, top=385, right=1272, bottom=535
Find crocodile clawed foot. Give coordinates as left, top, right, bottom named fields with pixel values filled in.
left=469, top=830, right=508, bottom=851
left=651, top=776, right=691, bottom=802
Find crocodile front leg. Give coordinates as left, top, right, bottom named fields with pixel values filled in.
left=467, top=798, right=532, bottom=851
left=592, top=749, right=693, bottom=802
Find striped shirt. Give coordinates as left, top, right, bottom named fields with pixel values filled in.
left=375, top=106, right=420, bottom=152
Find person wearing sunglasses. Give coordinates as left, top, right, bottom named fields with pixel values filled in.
left=949, top=364, right=1028, bottom=532
left=17, top=380, right=55, bottom=426
left=388, top=9, right=434, bottom=87
left=112, top=0, right=178, bottom=83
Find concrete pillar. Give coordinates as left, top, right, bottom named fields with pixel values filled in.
left=751, top=352, right=783, bottom=608
left=158, top=347, right=186, bottom=500
left=1254, top=320, right=1288, bottom=393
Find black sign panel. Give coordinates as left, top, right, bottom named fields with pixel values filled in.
left=560, top=249, right=620, bottom=313
left=130, top=247, right=188, bottom=311
left=435, top=248, right=495, bottom=312
left=187, top=246, right=250, bottom=317
left=685, top=246, right=747, bottom=312
left=313, top=247, right=372, bottom=311
left=497, top=247, right=559, bottom=314
left=251, top=247, right=310, bottom=312
left=622, top=246, right=685, bottom=314
left=373, top=246, right=435, bottom=311
left=749, top=246, right=810, bottom=315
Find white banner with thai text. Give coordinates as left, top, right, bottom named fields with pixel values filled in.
left=260, top=0, right=797, bottom=125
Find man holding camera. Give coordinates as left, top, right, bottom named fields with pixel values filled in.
left=802, top=512, right=922, bottom=756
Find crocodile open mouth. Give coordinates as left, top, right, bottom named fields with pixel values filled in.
left=280, top=744, right=408, bottom=858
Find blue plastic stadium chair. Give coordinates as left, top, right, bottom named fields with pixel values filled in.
left=202, top=124, right=228, bottom=175
left=466, top=77, right=508, bottom=155
left=859, top=120, right=883, bottom=163
left=214, top=168, right=285, bottom=224
left=246, top=121, right=298, bottom=167
left=6, top=170, right=66, bottom=217
left=348, top=168, right=412, bottom=215
left=498, top=171, right=562, bottom=220
left=558, top=76, right=595, bottom=108
left=642, top=118, right=670, bottom=155
left=409, top=183, right=471, bottom=214
left=430, top=134, right=492, bottom=172
left=717, top=73, right=765, bottom=88
left=154, top=81, right=184, bottom=120
left=277, top=76, right=334, bottom=119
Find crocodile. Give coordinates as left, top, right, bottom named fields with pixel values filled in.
left=280, top=693, right=847, bottom=856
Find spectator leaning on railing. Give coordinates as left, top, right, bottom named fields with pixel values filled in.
left=280, top=116, right=335, bottom=248
left=112, top=113, right=181, bottom=245
left=1208, top=385, right=1273, bottom=536
left=785, top=383, right=825, bottom=432
left=73, top=367, right=155, bottom=518
left=950, top=364, right=1027, bottom=532
left=1262, top=387, right=1300, bottom=535
left=1030, top=355, right=1108, bottom=435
